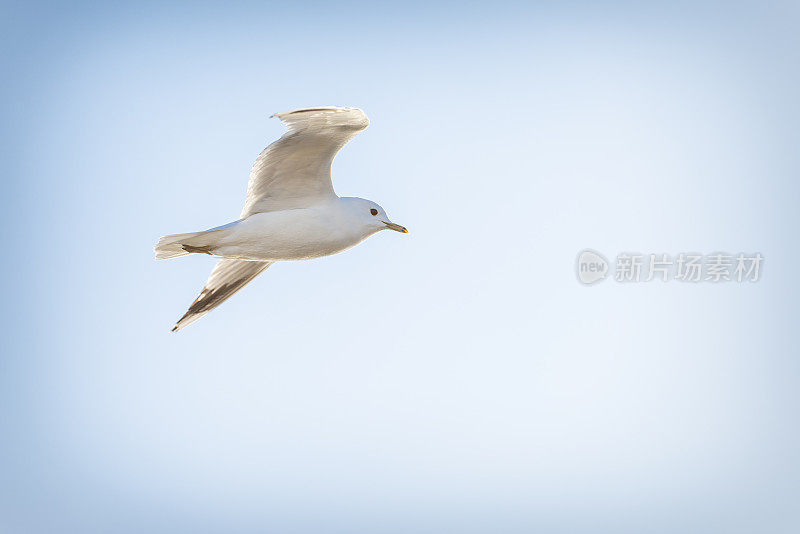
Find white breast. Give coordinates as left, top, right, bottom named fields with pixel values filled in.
left=214, top=201, right=372, bottom=261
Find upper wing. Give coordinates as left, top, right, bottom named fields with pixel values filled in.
left=240, top=106, right=369, bottom=217
left=172, top=259, right=273, bottom=332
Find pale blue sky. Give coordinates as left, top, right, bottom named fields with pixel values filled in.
left=2, top=1, right=799, bottom=532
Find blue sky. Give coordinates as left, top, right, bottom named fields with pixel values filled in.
left=2, top=1, right=799, bottom=532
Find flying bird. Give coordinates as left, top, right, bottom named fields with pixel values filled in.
left=155, top=107, right=408, bottom=331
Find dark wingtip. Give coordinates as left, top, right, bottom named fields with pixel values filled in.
left=171, top=325, right=179, bottom=332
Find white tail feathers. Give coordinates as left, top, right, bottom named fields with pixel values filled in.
left=154, top=231, right=210, bottom=260
left=155, top=221, right=240, bottom=260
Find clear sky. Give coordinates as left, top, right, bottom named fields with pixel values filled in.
left=2, top=1, right=799, bottom=532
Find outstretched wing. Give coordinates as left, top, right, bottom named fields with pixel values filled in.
left=172, top=259, right=273, bottom=332
left=240, top=106, right=369, bottom=217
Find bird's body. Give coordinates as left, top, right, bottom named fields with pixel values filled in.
left=168, top=197, right=390, bottom=262
left=155, top=107, right=407, bottom=331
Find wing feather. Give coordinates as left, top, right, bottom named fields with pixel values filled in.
left=240, top=107, right=369, bottom=217
left=172, top=259, right=273, bottom=332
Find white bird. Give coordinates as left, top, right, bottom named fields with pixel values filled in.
left=155, top=107, right=408, bottom=331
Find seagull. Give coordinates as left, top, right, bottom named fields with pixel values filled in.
left=155, top=106, right=408, bottom=332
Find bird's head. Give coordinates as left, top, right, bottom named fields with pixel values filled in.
left=344, top=197, right=408, bottom=235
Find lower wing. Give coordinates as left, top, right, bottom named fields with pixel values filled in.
left=172, top=259, right=273, bottom=332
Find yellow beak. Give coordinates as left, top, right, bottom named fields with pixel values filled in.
left=383, top=221, right=409, bottom=233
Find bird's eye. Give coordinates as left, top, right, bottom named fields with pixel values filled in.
left=370, top=209, right=378, bottom=216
